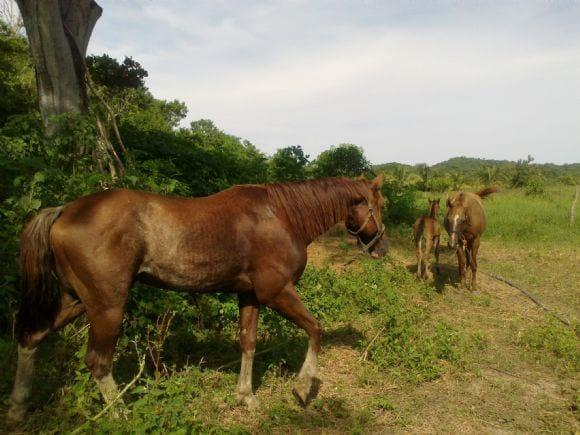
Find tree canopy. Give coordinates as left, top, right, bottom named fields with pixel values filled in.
left=313, top=143, right=371, bottom=178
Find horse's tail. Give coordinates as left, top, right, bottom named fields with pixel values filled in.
left=476, top=186, right=500, bottom=199
left=16, top=206, right=65, bottom=343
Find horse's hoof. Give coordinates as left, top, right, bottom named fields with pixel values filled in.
left=237, top=393, right=260, bottom=411
left=293, top=377, right=318, bottom=407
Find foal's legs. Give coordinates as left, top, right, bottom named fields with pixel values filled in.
left=235, top=293, right=260, bottom=410
left=468, top=237, right=481, bottom=291
left=263, top=283, right=322, bottom=406
left=7, top=292, right=86, bottom=424
left=423, top=237, right=434, bottom=280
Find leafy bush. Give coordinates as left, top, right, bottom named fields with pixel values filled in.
left=524, top=176, right=546, bottom=196
left=380, top=180, right=422, bottom=225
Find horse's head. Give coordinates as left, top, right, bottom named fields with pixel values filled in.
left=428, top=198, right=441, bottom=217
left=444, top=193, right=468, bottom=249
left=346, top=174, right=387, bottom=258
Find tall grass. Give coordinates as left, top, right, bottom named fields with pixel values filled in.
left=484, top=186, right=579, bottom=246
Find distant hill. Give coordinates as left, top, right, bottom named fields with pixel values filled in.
left=374, top=156, right=580, bottom=177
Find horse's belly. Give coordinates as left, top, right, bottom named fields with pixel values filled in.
left=137, top=255, right=245, bottom=292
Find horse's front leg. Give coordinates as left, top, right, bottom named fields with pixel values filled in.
left=236, top=293, right=260, bottom=410
left=456, top=246, right=467, bottom=287
left=468, top=236, right=481, bottom=291
left=262, top=283, right=322, bottom=407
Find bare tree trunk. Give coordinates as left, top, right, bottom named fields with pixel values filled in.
left=15, top=0, right=101, bottom=135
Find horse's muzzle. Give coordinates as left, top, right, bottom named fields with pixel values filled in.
left=448, top=232, right=458, bottom=249
left=370, top=238, right=388, bottom=259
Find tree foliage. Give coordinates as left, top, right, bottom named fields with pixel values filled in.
left=313, top=143, right=371, bottom=178
left=269, top=145, right=309, bottom=182
left=0, top=23, right=35, bottom=126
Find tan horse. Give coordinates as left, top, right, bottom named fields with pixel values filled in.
left=7, top=176, right=387, bottom=424
left=412, top=198, right=441, bottom=280
left=444, top=187, right=499, bottom=291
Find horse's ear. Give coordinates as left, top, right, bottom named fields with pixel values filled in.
left=446, top=195, right=452, bottom=208
left=435, top=198, right=440, bottom=204
left=371, top=173, right=385, bottom=191
left=357, top=175, right=366, bottom=181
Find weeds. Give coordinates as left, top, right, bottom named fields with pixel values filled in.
left=516, top=319, right=580, bottom=372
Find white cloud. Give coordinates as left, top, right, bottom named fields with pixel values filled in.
left=87, top=0, right=580, bottom=164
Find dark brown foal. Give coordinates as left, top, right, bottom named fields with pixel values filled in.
left=8, top=175, right=387, bottom=423
left=412, top=198, right=441, bottom=280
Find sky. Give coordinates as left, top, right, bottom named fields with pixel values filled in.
left=85, top=1, right=580, bottom=165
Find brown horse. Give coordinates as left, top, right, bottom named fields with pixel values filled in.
left=412, top=198, right=441, bottom=280
left=444, top=187, right=499, bottom=291
left=7, top=175, right=386, bottom=424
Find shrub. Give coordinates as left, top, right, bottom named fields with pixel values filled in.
left=381, top=181, right=422, bottom=225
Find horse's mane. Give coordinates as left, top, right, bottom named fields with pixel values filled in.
left=265, top=178, right=369, bottom=241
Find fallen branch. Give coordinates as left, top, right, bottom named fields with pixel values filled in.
left=481, top=271, right=571, bottom=326
left=359, top=327, right=385, bottom=362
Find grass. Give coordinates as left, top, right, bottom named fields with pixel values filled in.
left=484, top=186, right=579, bottom=247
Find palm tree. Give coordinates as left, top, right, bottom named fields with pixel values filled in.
left=449, top=170, right=465, bottom=190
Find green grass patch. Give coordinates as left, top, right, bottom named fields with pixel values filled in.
left=516, top=320, right=580, bottom=373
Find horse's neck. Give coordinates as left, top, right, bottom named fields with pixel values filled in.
left=303, top=196, right=354, bottom=244
left=272, top=182, right=364, bottom=245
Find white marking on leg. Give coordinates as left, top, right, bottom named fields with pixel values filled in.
left=7, top=345, right=37, bottom=423
left=236, top=350, right=255, bottom=398
left=298, top=345, right=318, bottom=381
left=95, top=373, right=119, bottom=404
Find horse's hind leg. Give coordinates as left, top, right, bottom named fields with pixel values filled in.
left=84, top=302, right=126, bottom=415
left=235, top=293, right=260, bottom=410
left=261, top=283, right=322, bottom=407
left=7, top=292, right=86, bottom=424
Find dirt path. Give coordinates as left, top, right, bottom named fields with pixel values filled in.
left=304, top=234, right=579, bottom=433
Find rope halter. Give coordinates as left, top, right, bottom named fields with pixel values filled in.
left=347, top=203, right=386, bottom=253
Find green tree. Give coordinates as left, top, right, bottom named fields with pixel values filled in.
left=511, top=155, right=536, bottom=188
left=87, top=54, right=147, bottom=91
left=449, top=170, right=465, bottom=190
left=415, top=163, right=430, bottom=191
left=313, top=143, right=370, bottom=178
left=0, top=22, right=35, bottom=126
left=269, top=145, right=309, bottom=182
left=478, top=165, right=500, bottom=186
